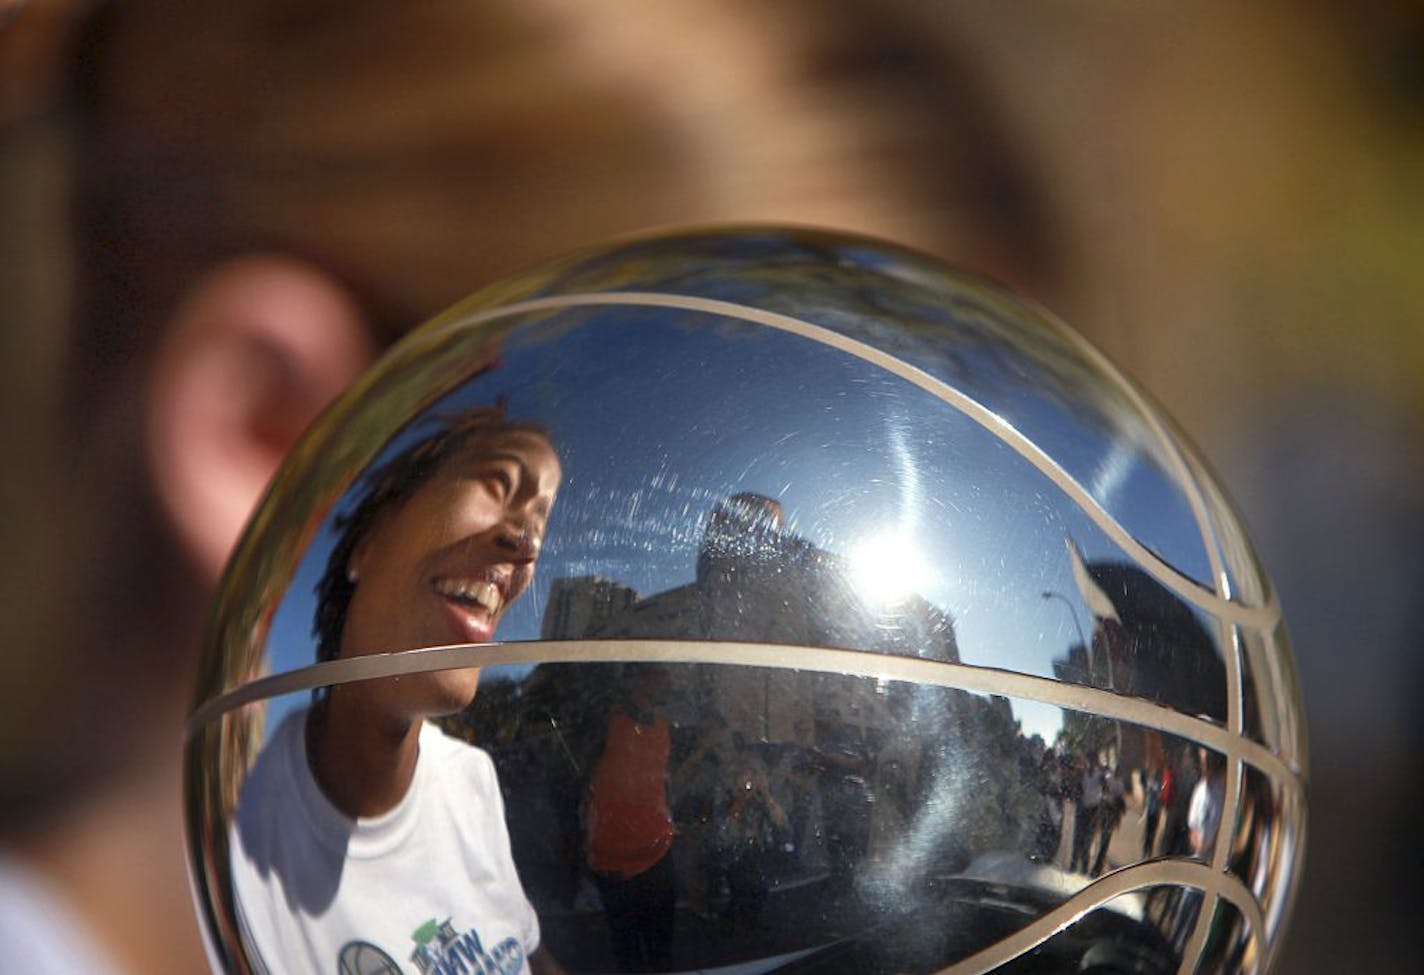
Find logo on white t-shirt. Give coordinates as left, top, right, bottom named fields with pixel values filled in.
left=337, top=940, right=401, bottom=975
left=414, top=917, right=526, bottom=975
left=335, top=918, right=525, bottom=975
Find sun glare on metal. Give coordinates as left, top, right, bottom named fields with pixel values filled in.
left=850, top=530, right=933, bottom=608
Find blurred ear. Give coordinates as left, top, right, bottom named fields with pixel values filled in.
left=147, top=255, right=376, bottom=582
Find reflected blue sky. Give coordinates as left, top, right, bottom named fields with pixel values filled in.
left=265, top=306, right=1223, bottom=741
left=513, top=230, right=1215, bottom=589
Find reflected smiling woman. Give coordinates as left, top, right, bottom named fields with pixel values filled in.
left=229, top=405, right=566, bottom=975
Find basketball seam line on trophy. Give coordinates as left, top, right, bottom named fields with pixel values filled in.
left=1026, top=300, right=1234, bottom=605
left=1261, top=811, right=1305, bottom=973
left=929, top=859, right=1264, bottom=975
left=416, top=290, right=1281, bottom=632
left=1176, top=769, right=1243, bottom=975
left=1208, top=605, right=1244, bottom=975
left=1179, top=622, right=1250, bottom=970
left=1182, top=446, right=1274, bottom=608
left=1182, top=565, right=1248, bottom=971
left=189, top=640, right=1304, bottom=790
left=1173, top=818, right=1229, bottom=973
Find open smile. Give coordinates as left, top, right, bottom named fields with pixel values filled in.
left=431, top=574, right=510, bottom=643
left=433, top=576, right=504, bottom=614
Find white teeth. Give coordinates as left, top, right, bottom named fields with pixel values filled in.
left=434, top=578, right=502, bottom=614
left=473, top=583, right=501, bottom=613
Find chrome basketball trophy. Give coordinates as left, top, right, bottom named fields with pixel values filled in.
left=186, top=228, right=1305, bottom=974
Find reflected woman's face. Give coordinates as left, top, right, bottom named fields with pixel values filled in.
left=340, top=428, right=561, bottom=712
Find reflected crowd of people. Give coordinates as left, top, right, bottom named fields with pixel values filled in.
left=462, top=667, right=1242, bottom=971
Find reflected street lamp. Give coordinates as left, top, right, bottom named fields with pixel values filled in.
left=1042, top=589, right=1091, bottom=676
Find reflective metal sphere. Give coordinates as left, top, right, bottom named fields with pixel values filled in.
left=187, top=228, right=1305, bottom=974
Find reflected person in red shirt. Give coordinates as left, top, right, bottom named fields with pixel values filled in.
left=585, top=665, right=676, bottom=972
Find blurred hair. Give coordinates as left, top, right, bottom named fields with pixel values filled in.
left=65, top=0, right=1054, bottom=427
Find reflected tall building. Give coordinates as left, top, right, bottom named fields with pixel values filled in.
left=542, top=493, right=958, bottom=742
left=541, top=576, right=639, bottom=642
left=1052, top=557, right=1227, bottom=778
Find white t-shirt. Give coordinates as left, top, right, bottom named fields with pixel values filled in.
left=230, top=709, right=540, bottom=975
left=0, top=853, right=122, bottom=975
